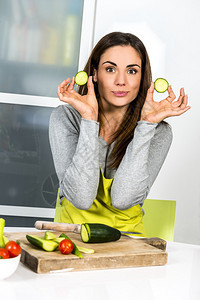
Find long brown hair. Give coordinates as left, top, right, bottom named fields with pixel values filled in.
left=78, top=32, right=152, bottom=169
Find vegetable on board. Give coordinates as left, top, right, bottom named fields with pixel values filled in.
left=81, top=223, right=121, bottom=243
left=59, top=233, right=83, bottom=258
left=44, top=231, right=94, bottom=255
left=44, top=231, right=57, bottom=240
left=77, top=245, right=94, bottom=254
left=26, top=235, right=58, bottom=252
left=59, top=239, right=73, bottom=255
left=26, top=231, right=94, bottom=257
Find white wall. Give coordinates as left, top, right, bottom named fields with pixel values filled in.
left=93, top=0, right=200, bottom=245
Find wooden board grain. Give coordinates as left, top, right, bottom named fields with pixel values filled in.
left=6, top=231, right=168, bottom=273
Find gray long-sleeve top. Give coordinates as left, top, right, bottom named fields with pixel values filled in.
left=49, top=104, right=172, bottom=211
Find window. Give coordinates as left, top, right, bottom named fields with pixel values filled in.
left=0, top=0, right=84, bottom=97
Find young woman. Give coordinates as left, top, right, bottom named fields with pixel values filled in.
left=49, top=32, right=190, bottom=235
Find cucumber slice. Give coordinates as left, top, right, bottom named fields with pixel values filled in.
left=74, top=71, right=88, bottom=86
left=77, top=246, right=94, bottom=254
left=154, top=78, right=169, bottom=93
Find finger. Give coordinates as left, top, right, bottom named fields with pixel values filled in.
left=57, top=80, right=66, bottom=94
left=184, top=94, right=188, bottom=106
left=177, top=87, right=185, bottom=104
left=172, top=88, right=185, bottom=108
left=179, top=88, right=187, bottom=106
left=166, top=85, right=176, bottom=102
left=179, top=94, right=188, bottom=109
left=60, top=78, right=71, bottom=89
left=172, top=105, right=191, bottom=116
left=57, top=78, right=70, bottom=95
left=87, top=76, right=95, bottom=95
left=145, top=82, right=154, bottom=102
left=68, top=77, right=75, bottom=91
left=180, top=87, right=185, bottom=97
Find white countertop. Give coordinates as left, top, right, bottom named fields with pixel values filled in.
left=1, top=227, right=200, bottom=300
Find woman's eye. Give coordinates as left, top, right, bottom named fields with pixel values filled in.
left=106, top=67, right=115, bottom=73
left=128, top=69, right=137, bottom=74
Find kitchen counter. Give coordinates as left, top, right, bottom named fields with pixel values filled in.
left=1, top=227, right=200, bottom=300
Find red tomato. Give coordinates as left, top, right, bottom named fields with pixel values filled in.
left=5, top=241, right=22, bottom=258
left=59, top=239, right=73, bottom=255
left=0, top=248, right=10, bottom=259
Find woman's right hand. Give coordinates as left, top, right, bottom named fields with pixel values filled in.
left=57, top=76, right=98, bottom=121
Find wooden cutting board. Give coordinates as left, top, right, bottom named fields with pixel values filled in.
left=6, top=231, right=168, bottom=273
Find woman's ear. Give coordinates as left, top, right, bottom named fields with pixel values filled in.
left=93, top=69, right=98, bottom=82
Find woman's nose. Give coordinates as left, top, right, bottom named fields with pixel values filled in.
left=114, top=72, right=126, bottom=86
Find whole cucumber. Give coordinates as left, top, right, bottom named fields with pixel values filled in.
left=81, top=223, right=121, bottom=243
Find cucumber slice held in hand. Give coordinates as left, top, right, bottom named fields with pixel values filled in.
left=154, top=78, right=169, bottom=93
left=74, top=71, right=88, bottom=86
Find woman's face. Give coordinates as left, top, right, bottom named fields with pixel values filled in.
left=93, top=45, right=142, bottom=110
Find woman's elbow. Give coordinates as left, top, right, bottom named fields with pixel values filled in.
left=61, top=182, right=97, bottom=210
left=112, top=202, right=130, bottom=210
left=65, top=189, right=95, bottom=210
left=65, top=193, right=94, bottom=210
left=74, top=199, right=93, bottom=210
left=111, top=190, right=148, bottom=210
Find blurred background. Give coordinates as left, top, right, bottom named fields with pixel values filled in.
left=0, top=0, right=199, bottom=245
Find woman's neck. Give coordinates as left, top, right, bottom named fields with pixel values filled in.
left=99, top=106, right=127, bottom=144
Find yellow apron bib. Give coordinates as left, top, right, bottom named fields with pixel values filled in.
left=59, top=169, right=145, bottom=235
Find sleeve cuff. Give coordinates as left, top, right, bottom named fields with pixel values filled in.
left=137, top=120, right=158, bottom=126
left=81, top=117, right=99, bottom=126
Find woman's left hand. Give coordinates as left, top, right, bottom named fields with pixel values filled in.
left=140, top=82, right=191, bottom=123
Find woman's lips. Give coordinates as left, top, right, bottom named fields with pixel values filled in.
left=112, top=91, right=128, bottom=97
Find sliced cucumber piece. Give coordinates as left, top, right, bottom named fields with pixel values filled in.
left=52, top=237, right=65, bottom=244
left=74, top=71, right=88, bottom=86
left=44, top=231, right=57, bottom=240
left=77, top=246, right=94, bottom=254
left=154, top=78, right=169, bottom=93
left=26, top=235, right=58, bottom=252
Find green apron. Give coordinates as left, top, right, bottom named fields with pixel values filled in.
left=59, top=169, right=145, bottom=236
